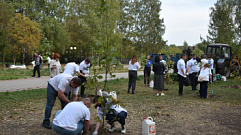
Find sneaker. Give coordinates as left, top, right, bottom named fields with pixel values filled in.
left=109, top=126, right=117, bottom=132
left=156, top=93, right=159, bottom=96
left=161, top=93, right=165, bottom=96
left=92, top=131, right=98, bottom=135
left=121, top=126, right=126, bottom=133
left=42, top=122, right=52, bottom=129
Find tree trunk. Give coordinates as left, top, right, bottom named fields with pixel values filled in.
left=13, top=43, right=16, bottom=65
left=1, top=50, right=5, bottom=68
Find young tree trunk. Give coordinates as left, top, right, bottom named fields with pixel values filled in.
left=103, top=8, right=109, bottom=91
left=13, top=43, right=16, bottom=65
left=1, top=50, right=5, bottom=68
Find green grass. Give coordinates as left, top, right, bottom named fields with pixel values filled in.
left=0, top=68, right=50, bottom=80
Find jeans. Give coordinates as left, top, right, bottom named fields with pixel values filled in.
left=43, top=83, right=68, bottom=124
left=52, top=110, right=84, bottom=135
left=178, top=74, right=185, bottom=95
left=106, top=111, right=127, bottom=126
left=128, top=70, right=137, bottom=93
left=200, top=81, right=208, bottom=98
left=33, top=65, right=40, bottom=77
left=144, top=67, right=151, bottom=85
left=39, top=63, right=41, bottom=69
left=190, top=72, right=198, bottom=90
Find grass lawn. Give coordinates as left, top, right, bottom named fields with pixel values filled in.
left=0, top=76, right=241, bottom=135
left=0, top=64, right=131, bottom=80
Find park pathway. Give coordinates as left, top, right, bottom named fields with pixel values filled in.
left=0, top=71, right=145, bottom=92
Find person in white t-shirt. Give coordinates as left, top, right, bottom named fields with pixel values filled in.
left=128, top=54, right=141, bottom=94
left=177, top=54, right=187, bottom=96
left=208, top=56, right=214, bottom=82
left=92, top=96, right=127, bottom=135
left=198, top=63, right=212, bottom=99
left=63, top=60, right=86, bottom=77
left=47, top=56, right=51, bottom=69
left=78, top=58, right=91, bottom=97
left=160, top=55, right=168, bottom=74
left=52, top=98, right=91, bottom=135
left=187, top=54, right=200, bottom=91
left=201, top=55, right=209, bottom=68
left=42, top=73, right=81, bottom=129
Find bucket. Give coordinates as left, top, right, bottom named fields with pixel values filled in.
left=150, top=80, right=154, bottom=88
left=97, top=89, right=102, bottom=96
left=142, top=117, right=155, bottom=135
left=109, top=91, right=117, bottom=100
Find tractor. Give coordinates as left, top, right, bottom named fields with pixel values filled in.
left=206, top=44, right=241, bottom=77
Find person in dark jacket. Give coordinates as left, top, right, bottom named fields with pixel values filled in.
left=144, top=55, right=152, bottom=87
left=153, top=56, right=166, bottom=96
left=32, top=52, right=41, bottom=78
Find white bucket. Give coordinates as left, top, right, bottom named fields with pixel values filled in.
left=97, top=89, right=102, bottom=96
left=142, top=117, right=156, bottom=135
left=109, top=91, right=117, bottom=100
left=150, top=80, right=154, bottom=88
left=222, top=76, right=227, bottom=81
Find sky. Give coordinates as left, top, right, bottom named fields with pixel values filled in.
left=161, top=0, right=217, bottom=46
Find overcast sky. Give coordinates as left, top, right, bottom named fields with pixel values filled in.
left=161, top=0, right=217, bottom=46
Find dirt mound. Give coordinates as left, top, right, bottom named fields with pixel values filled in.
left=221, top=85, right=241, bottom=89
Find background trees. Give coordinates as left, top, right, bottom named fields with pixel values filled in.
left=0, top=0, right=166, bottom=65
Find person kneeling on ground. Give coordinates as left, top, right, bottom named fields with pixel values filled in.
left=92, top=96, right=127, bottom=135
left=52, top=98, right=91, bottom=135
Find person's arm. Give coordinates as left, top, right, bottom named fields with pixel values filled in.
left=77, top=71, right=86, bottom=78
left=187, top=65, right=191, bottom=74
left=58, top=89, right=71, bottom=103
left=72, top=94, right=78, bottom=101
left=83, top=120, right=90, bottom=134
left=94, top=122, right=101, bottom=133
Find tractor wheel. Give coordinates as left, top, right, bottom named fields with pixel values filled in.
left=224, top=65, right=230, bottom=77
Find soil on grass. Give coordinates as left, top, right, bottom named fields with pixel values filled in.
left=0, top=78, right=241, bottom=135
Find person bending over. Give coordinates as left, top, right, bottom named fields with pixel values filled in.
left=52, top=98, right=91, bottom=135
left=42, top=73, right=81, bottom=129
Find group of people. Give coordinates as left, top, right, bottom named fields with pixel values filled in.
left=178, top=54, right=213, bottom=98
left=128, top=54, right=167, bottom=96
left=128, top=53, right=213, bottom=99
left=41, top=71, right=127, bottom=135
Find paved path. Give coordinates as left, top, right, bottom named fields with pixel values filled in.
left=0, top=71, right=145, bottom=92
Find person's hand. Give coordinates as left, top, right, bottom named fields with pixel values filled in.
left=186, top=73, right=189, bottom=76
left=184, top=75, right=187, bottom=78
left=210, top=81, right=212, bottom=85
left=83, top=75, right=87, bottom=78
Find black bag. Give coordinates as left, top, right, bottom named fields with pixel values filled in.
left=184, top=77, right=191, bottom=86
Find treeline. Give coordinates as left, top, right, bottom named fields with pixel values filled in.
left=0, top=0, right=166, bottom=66
left=201, top=0, right=241, bottom=57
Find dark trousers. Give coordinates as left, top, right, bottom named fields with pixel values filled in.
left=33, top=65, right=40, bottom=77
left=211, top=69, right=213, bottom=82
left=43, top=83, right=68, bottom=124
left=178, top=74, right=185, bottom=95
left=79, top=76, right=87, bottom=96
left=106, top=111, right=127, bottom=126
left=128, top=70, right=137, bottom=93
left=144, top=67, right=151, bottom=85
left=200, top=81, right=208, bottom=98
left=190, top=72, right=198, bottom=90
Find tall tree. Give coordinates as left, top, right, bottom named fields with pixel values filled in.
left=0, top=1, right=13, bottom=67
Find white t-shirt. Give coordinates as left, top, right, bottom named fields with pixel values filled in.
left=186, top=60, right=191, bottom=73
left=111, top=104, right=127, bottom=114
left=128, top=61, right=141, bottom=71
left=79, top=60, right=91, bottom=76
left=47, top=57, right=51, bottom=64
left=201, top=59, right=209, bottom=68
left=48, top=73, right=79, bottom=95
left=53, top=102, right=90, bottom=131
left=198, top=67, right=212, bottom=81
left=177, top=59, right=186, bottom=77
left=160, top=60, right=166, bottom=65
left=208, top=58, right=214, bottom=69
left=188, top=58, right=200, bottom=73
left=63, top=62, right=79, bottom=76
